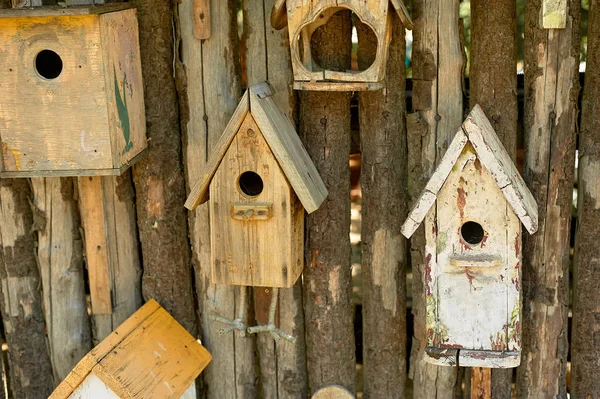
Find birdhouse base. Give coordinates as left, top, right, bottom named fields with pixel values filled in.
left=424, top=347, right=520, bottom=368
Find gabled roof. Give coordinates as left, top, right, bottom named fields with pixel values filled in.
left=401, top=104, right=538, bottom=238
left=50, top=299, right=211, bottom=399
left=270, top=0, right=414, bottom=31
left=184, top=82, right=328, bottom=213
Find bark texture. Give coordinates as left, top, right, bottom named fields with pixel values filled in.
left=519, top=0, right=579, bottom=397
left=470, top=0, right=518, bottom=396
left=357, top=14, right=408, bottom=399
left=132, top=0, right=196, bottom=333
left=300, top=10, right=356, bottom=394
left=572, top=0, right=600, bottom=397
left=0, top=179, right=54, bottom=398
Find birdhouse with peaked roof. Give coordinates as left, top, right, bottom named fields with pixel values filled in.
left=185, top=82, right=328, bottom=288
left=270, top=0, right=413, bottom=91
left=49, top=299, right=212, bottom=399
left=0, top=5, right=146, bottom=177
left=401, top=105, right=538, bottom=368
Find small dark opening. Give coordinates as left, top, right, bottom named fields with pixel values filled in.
left=238, top=171, right=263, bottom=197
left=35, top=50, right=63, bottom=79
left=461, top=221, right=485, bottom=245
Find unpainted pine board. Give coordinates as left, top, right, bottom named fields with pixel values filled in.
left=543, top=0, right=567, bottom=28
left=0, top=15, right=113, bottom=174
left=184, top=91, right=249, bottom=210
left=99, top=9, right=147, bottom=169
left=249, top=83, right=327, bottom=213
left=192, top=0, right=210, bottom=38
left=210, top=113, right=303, bottom=288
left=78, top=176, right=112, bottom=315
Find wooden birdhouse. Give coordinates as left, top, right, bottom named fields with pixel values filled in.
left=185, top=82, right=328, bottom=289
left=50, top=299, right=212, bottom=399
left=0, top=5, right=146, bottom=177
left=270, top=0, right=413, bottom=91
left=401, top=105, right=538, bottom=368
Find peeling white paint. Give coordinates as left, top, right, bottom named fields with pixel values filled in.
left=372, top=229, right=401, bottom=316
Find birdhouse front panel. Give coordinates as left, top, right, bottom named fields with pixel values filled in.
left=0, top=7, right=146, bottom=177
left=209, top=113, right=304, bottom=288
left=428, top=143, right=521, bottom=364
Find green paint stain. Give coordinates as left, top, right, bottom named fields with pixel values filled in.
left=114, top=68, right=133, bottom=155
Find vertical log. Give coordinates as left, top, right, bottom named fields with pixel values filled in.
left=32, top=177, right=92, bottom=382
left=407, top=0, right=464, bottom=397
left=519, top=0, right=579, bottom=397
left=572, top=0, right=600, bottom=396
left=299, top=10, right=356, bottom=394
left=177, top=0, right=258, bottom=397
left=356, top=14, right=407, bottom=398
left=131, top=0, right=196, bottom=334
left=0, top=179, right=54, bottom=398
left=243, top=1, right=308, bottom=397
left=470, top=0, right=517, bottom=396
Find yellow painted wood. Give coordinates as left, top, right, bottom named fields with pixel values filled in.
left=210, top=113, right=304, bottom=288
left=0, top=7, right=146, bottom=177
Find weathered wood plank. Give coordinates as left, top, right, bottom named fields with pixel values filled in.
left=0, top=179, right=54, bottom=398
left=471, top=367, right=491, bottom=399
left=542, top=0, right=567, bottom=28
left=177, top=0, right=258, bottom=396
left=407, top=0, right=464, bottom=396
left=356, top=12, right=407, bottom=398
left=571, top=0, right=600, bottom=396
left=192, top=0, right=210, bottom=39
left=243, top=2, right=308, bottom=395
left=299, top=9, right=355, bottom=394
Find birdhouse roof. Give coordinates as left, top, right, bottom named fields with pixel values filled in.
left=49, top=299, right=211, bottom=399
left=270, top=0, right=414, bottom=31
left=401, top=104, right=538, bottom=238
left=184, top=82, right=328, bottom=213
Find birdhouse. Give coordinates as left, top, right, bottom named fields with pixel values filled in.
left=185, top=82, right=328, bottom=289
left=50, top=299, right=212, bottom=399
left=270, top=0, right=413, bottom=91
left=0, top=5, right=146, bottom=177
left=401, top=105, right=538, bottom=368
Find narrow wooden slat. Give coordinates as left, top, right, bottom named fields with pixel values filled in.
left=192, top=0, right=210, bottom=39
left=471, top=368, right=491, bottom=399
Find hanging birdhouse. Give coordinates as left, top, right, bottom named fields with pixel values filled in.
left=270, top=0, right=413, bottom=91
left=0, top=5, right=146, bottom=177
left=401, top=105, right=538, bottom=368
left=50, top=299, right=212, bottom=399
left=185, top=81, right=327, bottom=289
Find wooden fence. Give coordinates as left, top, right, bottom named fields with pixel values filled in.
left=0, top=0, right=597, bottom=397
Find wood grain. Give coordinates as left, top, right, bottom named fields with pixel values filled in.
left=192, top=0, right=210, bottom=38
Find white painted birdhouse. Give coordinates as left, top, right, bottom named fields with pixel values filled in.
left=401, top=105, right=538, bottom=368
left=270, top=0, right=413, bottom=91
left=185, top=82, right=327, bottom=288
left=50, top=299, right=212, bottom=399
left=0, top=5, right=146, bottom=177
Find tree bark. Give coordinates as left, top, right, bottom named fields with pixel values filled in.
left=299, top=10, right=356, bottom=394
left=572, top=0, right=600, bottom=397
left=518, top=0, right=579, bottom=397
left=0, top=179, right=54, bottom=398
left=407, top=0, right=464, bottom=397
left=131, top=0, right=196, bottom=334
left=356, top=14, right=408, bottom=399
left=470, top=0, right=518, bottom=396
left=243, top=1, right=308, bottom=397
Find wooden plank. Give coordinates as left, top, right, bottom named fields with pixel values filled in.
left=543, top=0, right=567, bottom=28
left=357, top=12, right=407, bottom=398
left=177, top=0, right=258, bottom=396
left=0, top=3, right=132, bottom=17
left=192, top=0, right=210, bottom=38
left=299, top=9, right=356, bottom=394
left=471, top=368, right=491, bottom=399
left=32, top=177, right=93, bottom=382
left=407, top=0, right=464, bottom=396
left=78, top=177, right=112, bottom=315
left=0, top=179, right=54, bottom=397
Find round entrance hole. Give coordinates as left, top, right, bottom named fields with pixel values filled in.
left=35, top=50, right=63, bottom=80
left=460, top=221, right=485, bottom=245
left=238, top=171, right=264, bottom=197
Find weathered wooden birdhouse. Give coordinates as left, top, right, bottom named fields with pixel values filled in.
left=401, top=105, right=538, bottom=368
left=50, top=299, right=212, bottom=399
left=185, top=82, right=327, bottom=288
left=270, top=0, right=413, bottom=91
left=0, top=5, right=146, bottom=177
